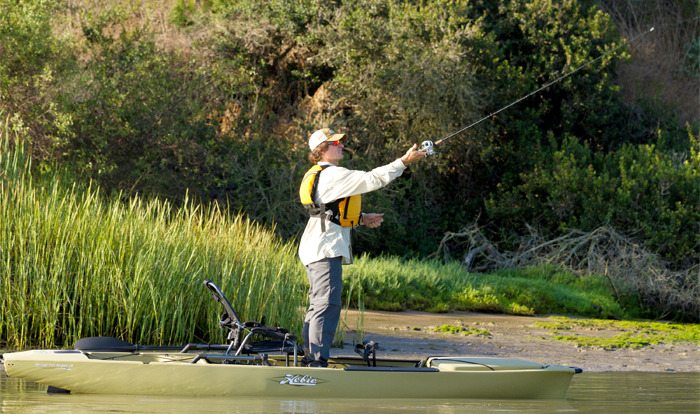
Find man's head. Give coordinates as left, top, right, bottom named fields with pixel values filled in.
left=308, top=128, right=345, bottom=151
left=308, top=128, right=346, bottom=164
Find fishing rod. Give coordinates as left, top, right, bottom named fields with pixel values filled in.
left=419, top=26, right=656, bottom=156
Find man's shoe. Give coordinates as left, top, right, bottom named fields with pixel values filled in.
left=306, top=358, right=328, bottom=368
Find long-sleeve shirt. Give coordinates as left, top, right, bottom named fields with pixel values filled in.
left=298, top=158, right=407, bottom=266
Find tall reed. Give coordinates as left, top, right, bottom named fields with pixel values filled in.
left=0, top=120, right=306, bottom=349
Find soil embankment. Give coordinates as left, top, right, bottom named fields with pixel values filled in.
left=337, top=310, right=700, bottom=372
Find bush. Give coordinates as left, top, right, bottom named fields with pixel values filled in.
left=58, top=12, right=224, bottom=198
left=487, top=129, right=700, bottom=266
left=0, top=0, right=74, bottom=158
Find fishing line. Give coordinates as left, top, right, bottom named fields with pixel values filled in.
left=420, top=26, right=656, bottom=155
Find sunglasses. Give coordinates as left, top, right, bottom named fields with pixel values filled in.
left=329, top=140, right=344, bottom=147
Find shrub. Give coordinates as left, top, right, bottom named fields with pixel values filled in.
left=487, top=130, right=700, bottom=266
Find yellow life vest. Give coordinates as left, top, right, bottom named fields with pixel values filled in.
left=299, top=165, right=362, bottom=229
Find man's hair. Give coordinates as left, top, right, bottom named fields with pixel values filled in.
left=308, top=142, right=329, bottom=163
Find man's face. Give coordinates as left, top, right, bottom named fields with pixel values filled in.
left=323, top=140, right=344, bottom=164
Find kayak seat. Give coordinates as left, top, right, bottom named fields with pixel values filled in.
left=240, top=339, right=295, bottom=354
left=75, top=336, right=137, bottom=352
left=236, top=326, right=302, bottom=356
left=204, top=279, right=302, bottom=359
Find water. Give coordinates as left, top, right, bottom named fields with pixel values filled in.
left=1, top=370, right=698, bottom=413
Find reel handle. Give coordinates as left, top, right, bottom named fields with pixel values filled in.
left=420, top=140, right=435, bottom=156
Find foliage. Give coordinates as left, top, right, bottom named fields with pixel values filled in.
left=0, top=0, right=697, bottom=321
left=0, top=0, right=74, bottom=159
left=58, top=10, right=226, bottom=199
left=487, top=130, right=700, bottom=266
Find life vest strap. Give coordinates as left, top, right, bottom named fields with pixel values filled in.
left=305, top=204, right=329, bottom=232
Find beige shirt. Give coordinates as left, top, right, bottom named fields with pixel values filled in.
left=298, top=159, right=407, bottom=266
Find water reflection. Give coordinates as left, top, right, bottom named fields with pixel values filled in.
left=1, top=369, right=698, bottom=413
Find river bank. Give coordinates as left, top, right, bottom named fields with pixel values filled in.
left=336, top=310, right=700, bottom=372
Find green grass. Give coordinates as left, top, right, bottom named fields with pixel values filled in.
left=433, top=323, right=491, bottom=337
left=345, top=256, right=637, bottom=319
left=535, top=317, right=700, bottom=349
left=0, top=126, right=306, bottom=350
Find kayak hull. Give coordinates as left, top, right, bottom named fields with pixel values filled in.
left=3, top=350, right=576, bottom=399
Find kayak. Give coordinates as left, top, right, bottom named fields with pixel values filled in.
left=1, top=281, right=581, bottom=399
left=2, top=350, right=578, bottom=399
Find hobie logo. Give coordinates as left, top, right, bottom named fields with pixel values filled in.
left=279, top=374, right=318, bottom=386
left=35, top=363, right=73, bottom=370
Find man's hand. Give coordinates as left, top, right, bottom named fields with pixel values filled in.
left=401, top=144, right=427, bottom=166
left=362, top=213, right=384, bottom=229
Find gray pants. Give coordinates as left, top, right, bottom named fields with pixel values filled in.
left=302, top=257, right=342, bottom=364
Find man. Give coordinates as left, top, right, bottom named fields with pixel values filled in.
left=298, top=127, right=426, bottom=366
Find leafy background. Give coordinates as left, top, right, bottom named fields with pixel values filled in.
left=1, top=0, right=698, bottom=314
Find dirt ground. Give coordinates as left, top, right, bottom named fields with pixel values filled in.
left=334, top=310, right=700, bottom=372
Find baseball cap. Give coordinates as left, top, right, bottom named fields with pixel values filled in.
left=308, top=128, right=346, bottom=151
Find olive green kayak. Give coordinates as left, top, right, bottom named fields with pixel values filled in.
left=2, top=350, right=578, bottom=399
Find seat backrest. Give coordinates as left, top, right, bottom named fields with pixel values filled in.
left=203, top=279, right=243, bottom=330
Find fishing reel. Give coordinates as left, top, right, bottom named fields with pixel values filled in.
left=420, top=140, right=436, bottom=156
